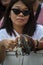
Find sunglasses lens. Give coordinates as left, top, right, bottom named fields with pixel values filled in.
left=23, top=10, right=30, bottom=16
left=12, top=9, right=30, bottom=16
left=12, top=9, right=20, bottom=15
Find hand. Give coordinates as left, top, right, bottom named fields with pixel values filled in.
left=0, top=39, right=18, bottom=51
left=0, top=41, right=6, bottom=63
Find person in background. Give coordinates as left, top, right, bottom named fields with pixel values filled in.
left=30, top=0, right=43, bottom=25
left=0, top=0, right=43, bottom=65
left=39, top=0, right=43, bottom=3
left=0, top=0, right=11, bottom=28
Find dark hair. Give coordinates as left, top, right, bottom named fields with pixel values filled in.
left=2, top=0, right=37, bottom=36
left=0, top=1, right=6, bottom=20
left=29, top=0, right=36, bottom=4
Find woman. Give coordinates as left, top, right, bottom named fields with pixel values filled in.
left=0, top=0, right=43, bottom=65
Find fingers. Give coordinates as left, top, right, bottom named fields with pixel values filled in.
left=0, top=39, right=18, bottom=51
left=6, top=40, right=18, bottom=50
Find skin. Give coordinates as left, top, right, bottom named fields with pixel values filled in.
left=10, top=1, right=29, bottom=34
left=1, top=0, right=11, bottom=7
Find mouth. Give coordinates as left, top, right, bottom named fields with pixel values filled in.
left=17, top=17, right=24, bottom=22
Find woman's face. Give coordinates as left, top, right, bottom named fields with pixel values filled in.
left=10, top=1, right=30, bottom=28
left=1, top=0, right=11, bottom=6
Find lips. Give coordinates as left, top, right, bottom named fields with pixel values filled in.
left=17, top=17, right=24, bottom=22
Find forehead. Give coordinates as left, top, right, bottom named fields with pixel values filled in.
left=12, top=1, right=28, bottom=9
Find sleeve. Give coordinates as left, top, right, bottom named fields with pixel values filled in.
left=0, top=29, right=7, bottom=41
left=37, top=24, right=43, bottom=40
left=32, top=24, right=43, bottom=41
left=0, top=31, right=4, bottom=41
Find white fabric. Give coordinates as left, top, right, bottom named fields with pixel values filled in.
left=0, top=24, right=43, bottom=65
left=41, top=3, right=43, bottom=8
left=32, top=24, right=43, bottom=40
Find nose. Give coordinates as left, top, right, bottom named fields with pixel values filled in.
left=18, top=12, right=24, bottom=16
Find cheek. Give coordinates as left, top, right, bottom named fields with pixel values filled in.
left=24, top=15, right=30, bottom=23
left=10, top=12, right=17, bottom=23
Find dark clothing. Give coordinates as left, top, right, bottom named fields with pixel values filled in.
left=0, top=3, right=6, bottom=20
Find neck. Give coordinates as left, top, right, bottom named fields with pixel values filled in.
left=13, top=25, right=24, bottom=34
left=33, top=0, right=39, bottom=12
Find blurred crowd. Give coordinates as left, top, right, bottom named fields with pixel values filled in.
left=0, top=0, right=11, bottom=28
left=39, top=0, right=43, bottom=2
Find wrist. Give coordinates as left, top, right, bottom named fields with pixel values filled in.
left=34, top=40, right=39, bottom=53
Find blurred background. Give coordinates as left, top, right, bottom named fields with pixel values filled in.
left=39, top=0, right=43, bottom=2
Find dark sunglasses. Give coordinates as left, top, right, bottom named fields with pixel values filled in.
left=11, top=8, right=31, bottom=16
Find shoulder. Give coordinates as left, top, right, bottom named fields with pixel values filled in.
left=0, top=28, right=8, bottom=37
left=0, top=29, right=8, bottom=41
left=36, top=24, right=43, bottom=30
left=0, top=29, right=7, bottom=33
left=32, top=24, right=43, bottom=40
left=35, top=24, right=43, bottom=34
left=0, top=29, right=16, bottom=41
